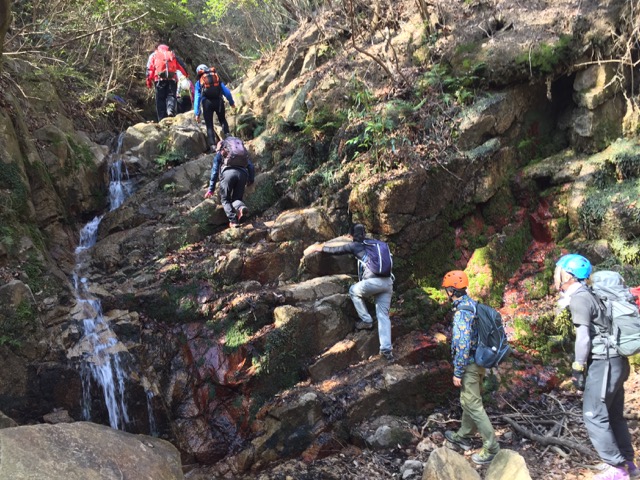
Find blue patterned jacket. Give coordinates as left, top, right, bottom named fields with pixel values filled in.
left=451, top=295, right=477, bottom=378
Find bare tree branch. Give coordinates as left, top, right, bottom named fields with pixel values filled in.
left=5, top=11, right=148, bottom=55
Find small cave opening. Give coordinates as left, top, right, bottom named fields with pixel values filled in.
left=514, top=73, right=577, bottom=163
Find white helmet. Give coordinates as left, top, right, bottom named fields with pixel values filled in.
left=196, top=64, right=208, bottom=75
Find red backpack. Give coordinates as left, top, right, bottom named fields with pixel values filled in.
left=199, top=68, right=222, bottom=100
left=153, top=46, right=178, bottom=80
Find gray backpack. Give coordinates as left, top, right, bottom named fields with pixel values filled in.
left=590, top=271, right=640, bottom=357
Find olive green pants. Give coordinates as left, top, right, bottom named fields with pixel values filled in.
left=457, top=362, right=499, bottom=452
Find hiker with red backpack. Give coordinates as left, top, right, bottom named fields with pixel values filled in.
left=194, top=64, right=235, bottom=152
left=145, top=44, right=189, bottom=121
left=441, top=270, right=500, bottom=465
left=554, top=254, right=638, bottom=480
left=307, top=224, right=395, bottom=361
left=204, top=136, right=254, bottom=229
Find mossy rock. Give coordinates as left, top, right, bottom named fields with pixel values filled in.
left=466, top=223, right=531, bottom=306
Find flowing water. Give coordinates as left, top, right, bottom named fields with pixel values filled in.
left=69, top=134, right=156, bottom=433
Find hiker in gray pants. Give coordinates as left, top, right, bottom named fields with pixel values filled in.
left=554, top=254, right=637, bottom=480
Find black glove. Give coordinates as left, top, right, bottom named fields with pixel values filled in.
left=572, top=369, right=586, bottom=391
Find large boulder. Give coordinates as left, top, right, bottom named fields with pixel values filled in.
left=485, top=449, right=532, bottom=480
left=269, top=207, right=336, bottom=243
left=0, top=422, right=184, bottom=479
left=422, top=447, right=480, bottom=480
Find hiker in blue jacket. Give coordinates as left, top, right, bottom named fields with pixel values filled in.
left=554, top=254, right=637, bottom=480
left=441, top=270, right=500, bottom=465
left=307, top=224, right=394, bottom=361
left=194, top=64, right=235, bottom=152
left=204, top=140, right=255, bottom=229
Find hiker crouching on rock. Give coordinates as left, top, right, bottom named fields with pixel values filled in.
left=554, top=254, right=637, bottom=480
left=307, top=224, right=395, bottom=361
left=441, top=270, right=500, bottom=465
left=204, top=136, right=254, bottom=229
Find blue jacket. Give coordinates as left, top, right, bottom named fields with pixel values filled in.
left=451, top=295, right=477, bottom=378
left=207, top=152, right=255, bottom=192
left=194, top=78, right=234, bottom=116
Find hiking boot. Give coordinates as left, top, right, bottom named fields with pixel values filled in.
left=229, top=222, right=241, bottom=229
left=237, top=206, right=248, bottom=222
left=594, top=465, right=630, bottom=480
left=627, top=461, right=640, bottom=479
left=380, top=350, right=394, bottom=362
left=444, top=430, right=472, bottom=452
left=471, top=448, right=499, bottom=465
left=355, top=321, right=373, bottom=330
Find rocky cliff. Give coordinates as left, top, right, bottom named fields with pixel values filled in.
left=1, top=0, right=639, bottom=478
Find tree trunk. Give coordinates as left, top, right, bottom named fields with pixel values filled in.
left=0, top=0, right=11, bottom=61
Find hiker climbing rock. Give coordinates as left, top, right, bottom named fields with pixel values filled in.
left=441, top=270, right=500, bottom=465
left=204, top=136, right=254, bottom=229
left=194, top=64, right=235, bottom=152
left=145, top=44, right=189, bottom=121
left=176, top=71, right=194, bottom=114
left=554, top=254, right=638, bottom=480
left=307, top=224, right=395, bottom=361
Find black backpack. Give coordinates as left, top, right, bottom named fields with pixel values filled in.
left=458, top=302, right=510, bottom=368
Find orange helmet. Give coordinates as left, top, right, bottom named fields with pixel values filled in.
left=442, top=270, right=469, bottom=289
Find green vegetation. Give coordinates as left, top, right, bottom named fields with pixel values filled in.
left=252, top=322, right=307, bottom=396
left=420, top=62, right=484, bottom=105
left=515, top=35, right=574, bottom=76
left=0, top=161, right=30, bottom=221
left=578, top=177, right=640, bottom=242
left=66, top=136, right=95, bottom=172
left=0, top=300, right=37, bottom=347
left=512, top=309, right=573, bottom=362
left=155, top=140, right=187, bottom=169
left=141, top=282, right=206, bottom=323
left=467, top=224, right=531, bottom=307
left=245, top=176, right=280, bottom=213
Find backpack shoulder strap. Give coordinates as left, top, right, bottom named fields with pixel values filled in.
left=456, top=303, right=476, bottom=315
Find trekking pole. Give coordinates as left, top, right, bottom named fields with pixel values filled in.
left=232, top=109, right=236, bottom=136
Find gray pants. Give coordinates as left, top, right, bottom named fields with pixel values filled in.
left=349, top=276, right=393, bottom=352
left=219, top=167, right=247, bottom=224
left=583, top=357, right=634, bottom=466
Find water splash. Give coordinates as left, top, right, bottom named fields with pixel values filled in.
left=108, top=133, right=133, bottom=211
left=72, top=217, right=131, bottom=429
left=69, top=135, right=140, bottom=430
left=146, top=390, right=158, bottom=437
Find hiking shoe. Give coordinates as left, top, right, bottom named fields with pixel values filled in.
left=237, top=206, right=248, bottom=222
left=594, top=465, right=630, bottom=480
left=627, top=461, right=640, bottom=479
left=380, top=350, right=394, bottom=362
left=471, top=448, right=499, bottom=465
left=355, top=321, right=373, bottom=330
left=444, top=430, right=472, bottom=452
left=229, top=222, right=241, bottom=229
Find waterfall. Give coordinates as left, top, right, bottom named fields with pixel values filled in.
left=69, top=133, right=156, bottom=432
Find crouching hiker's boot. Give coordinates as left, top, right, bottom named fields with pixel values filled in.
left=444, top=430, right=472, bottom=452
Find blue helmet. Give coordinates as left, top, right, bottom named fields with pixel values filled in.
left=556, top=254, right=592, bottom=280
